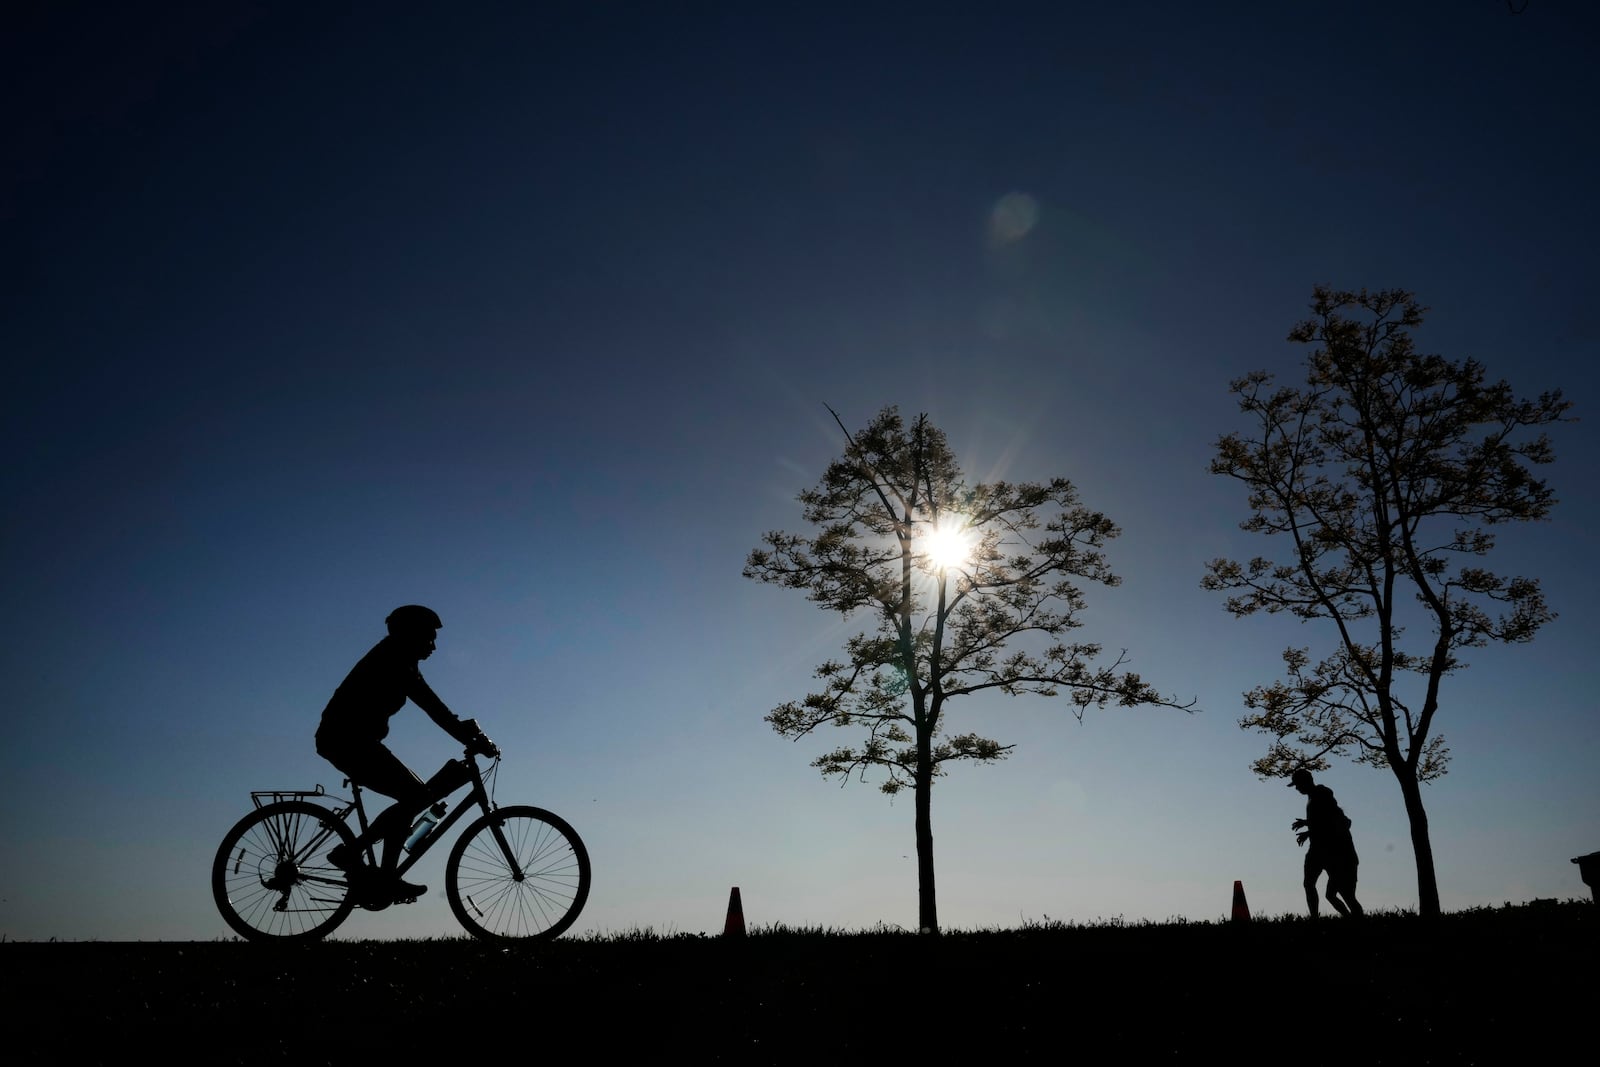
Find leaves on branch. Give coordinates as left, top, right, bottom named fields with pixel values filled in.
left=1207, top=286, right=1570, bottom=783
left=747, top=405, right=1193, bottom=794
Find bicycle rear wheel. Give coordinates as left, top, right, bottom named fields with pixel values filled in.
left=213, top=801, right=358, bottom=942
left=445, top=805, right=591, bottom=941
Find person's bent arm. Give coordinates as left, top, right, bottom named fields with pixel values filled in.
left=407, top=671, right=499, bottom=755
left=408, top=672, right=476, bottom=743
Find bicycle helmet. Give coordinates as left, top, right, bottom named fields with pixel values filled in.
left=386, top=604, right=443, bottom=635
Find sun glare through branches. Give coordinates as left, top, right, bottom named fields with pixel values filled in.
left=921, top=520, right=975, bottom=573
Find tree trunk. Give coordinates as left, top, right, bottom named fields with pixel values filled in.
left=914, top=768, right=938, bottom=934
left=1395, top=768, right=1441, bottom=918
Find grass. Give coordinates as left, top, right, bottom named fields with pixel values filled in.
left=3, top=901, right=1593, bottom=1064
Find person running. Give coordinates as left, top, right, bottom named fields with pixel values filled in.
left=315, top=605, right=498, bottom=903
left=1289, top=768, right=1363, bottom=918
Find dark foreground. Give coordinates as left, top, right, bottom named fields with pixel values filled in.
left=5, top=903, right=1592, bottom=1065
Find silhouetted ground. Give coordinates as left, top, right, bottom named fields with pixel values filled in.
left=4, top=902, right=1591, bottom=1064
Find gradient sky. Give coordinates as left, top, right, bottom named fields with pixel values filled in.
left=5, top=2, right=1596, bottom=941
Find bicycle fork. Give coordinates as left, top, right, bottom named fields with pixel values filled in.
left=462, top=814, right=527, bottom=920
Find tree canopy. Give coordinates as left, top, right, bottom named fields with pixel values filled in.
left=747, top=405, right=1190, bottom=931
left=1204, top=285, right=1571, bottom=916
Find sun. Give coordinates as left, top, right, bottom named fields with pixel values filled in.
left=922, top=521, right=975, bottom=572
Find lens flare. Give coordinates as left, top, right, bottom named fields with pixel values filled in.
left=923, top=523, right=975, bottom=572
left=988, top=191, right=1039, bottom=245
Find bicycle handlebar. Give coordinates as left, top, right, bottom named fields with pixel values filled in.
left=458, top=718, right=500, bottom=759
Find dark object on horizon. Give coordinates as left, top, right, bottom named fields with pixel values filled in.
left=724, top=886, right=746, bottom=938
left=1572, top=852, right=1600, bottom=904
left=1231, top=880, right=1250, bottom=922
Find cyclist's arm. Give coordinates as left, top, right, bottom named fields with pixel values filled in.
left=408, top=671, right=477, bottom=744
left=409, top=671, right=498, bottom=755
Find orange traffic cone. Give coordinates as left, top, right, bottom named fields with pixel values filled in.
left=723, top=886, right=746, bottom=938
left=1231, top=880, right=1251, bottom=923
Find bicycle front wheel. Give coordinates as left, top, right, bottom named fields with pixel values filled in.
left=446, top=805, right=591, bottom=941
left=212, top=801, right=358, bottom=942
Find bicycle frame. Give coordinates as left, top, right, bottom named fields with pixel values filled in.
left=340, top=749, right=525, bottom=882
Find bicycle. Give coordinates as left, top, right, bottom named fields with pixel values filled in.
left=212, top=743, right=591, bottom=943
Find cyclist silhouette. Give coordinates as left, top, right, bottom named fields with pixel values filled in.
left=316, top=605, right=498, bottom=903
left=1289, top=768, right=1363, bottom=918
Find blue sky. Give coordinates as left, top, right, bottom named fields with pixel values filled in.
left=4, top=2, right=1596, bottom=940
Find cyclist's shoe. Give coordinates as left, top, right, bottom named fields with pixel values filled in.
left=351, top=873, right=424, bottom=909
left=387, top=877, right=428, bottom=903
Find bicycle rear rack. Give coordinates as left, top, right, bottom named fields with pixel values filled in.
left=251, top=785, right=344, bottom=809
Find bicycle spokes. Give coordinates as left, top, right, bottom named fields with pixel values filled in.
left=445, top=807, right=591, bottom=941
left=213, top=800, right=359, bottom=941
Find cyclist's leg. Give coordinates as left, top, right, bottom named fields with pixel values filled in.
left=355, top=748, right=432, bottom=874
left=424, top=758, right=473, bottom=800
left=322, top=741, right=430, bottom=869
left=317, top=743, right=370, bottom=866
